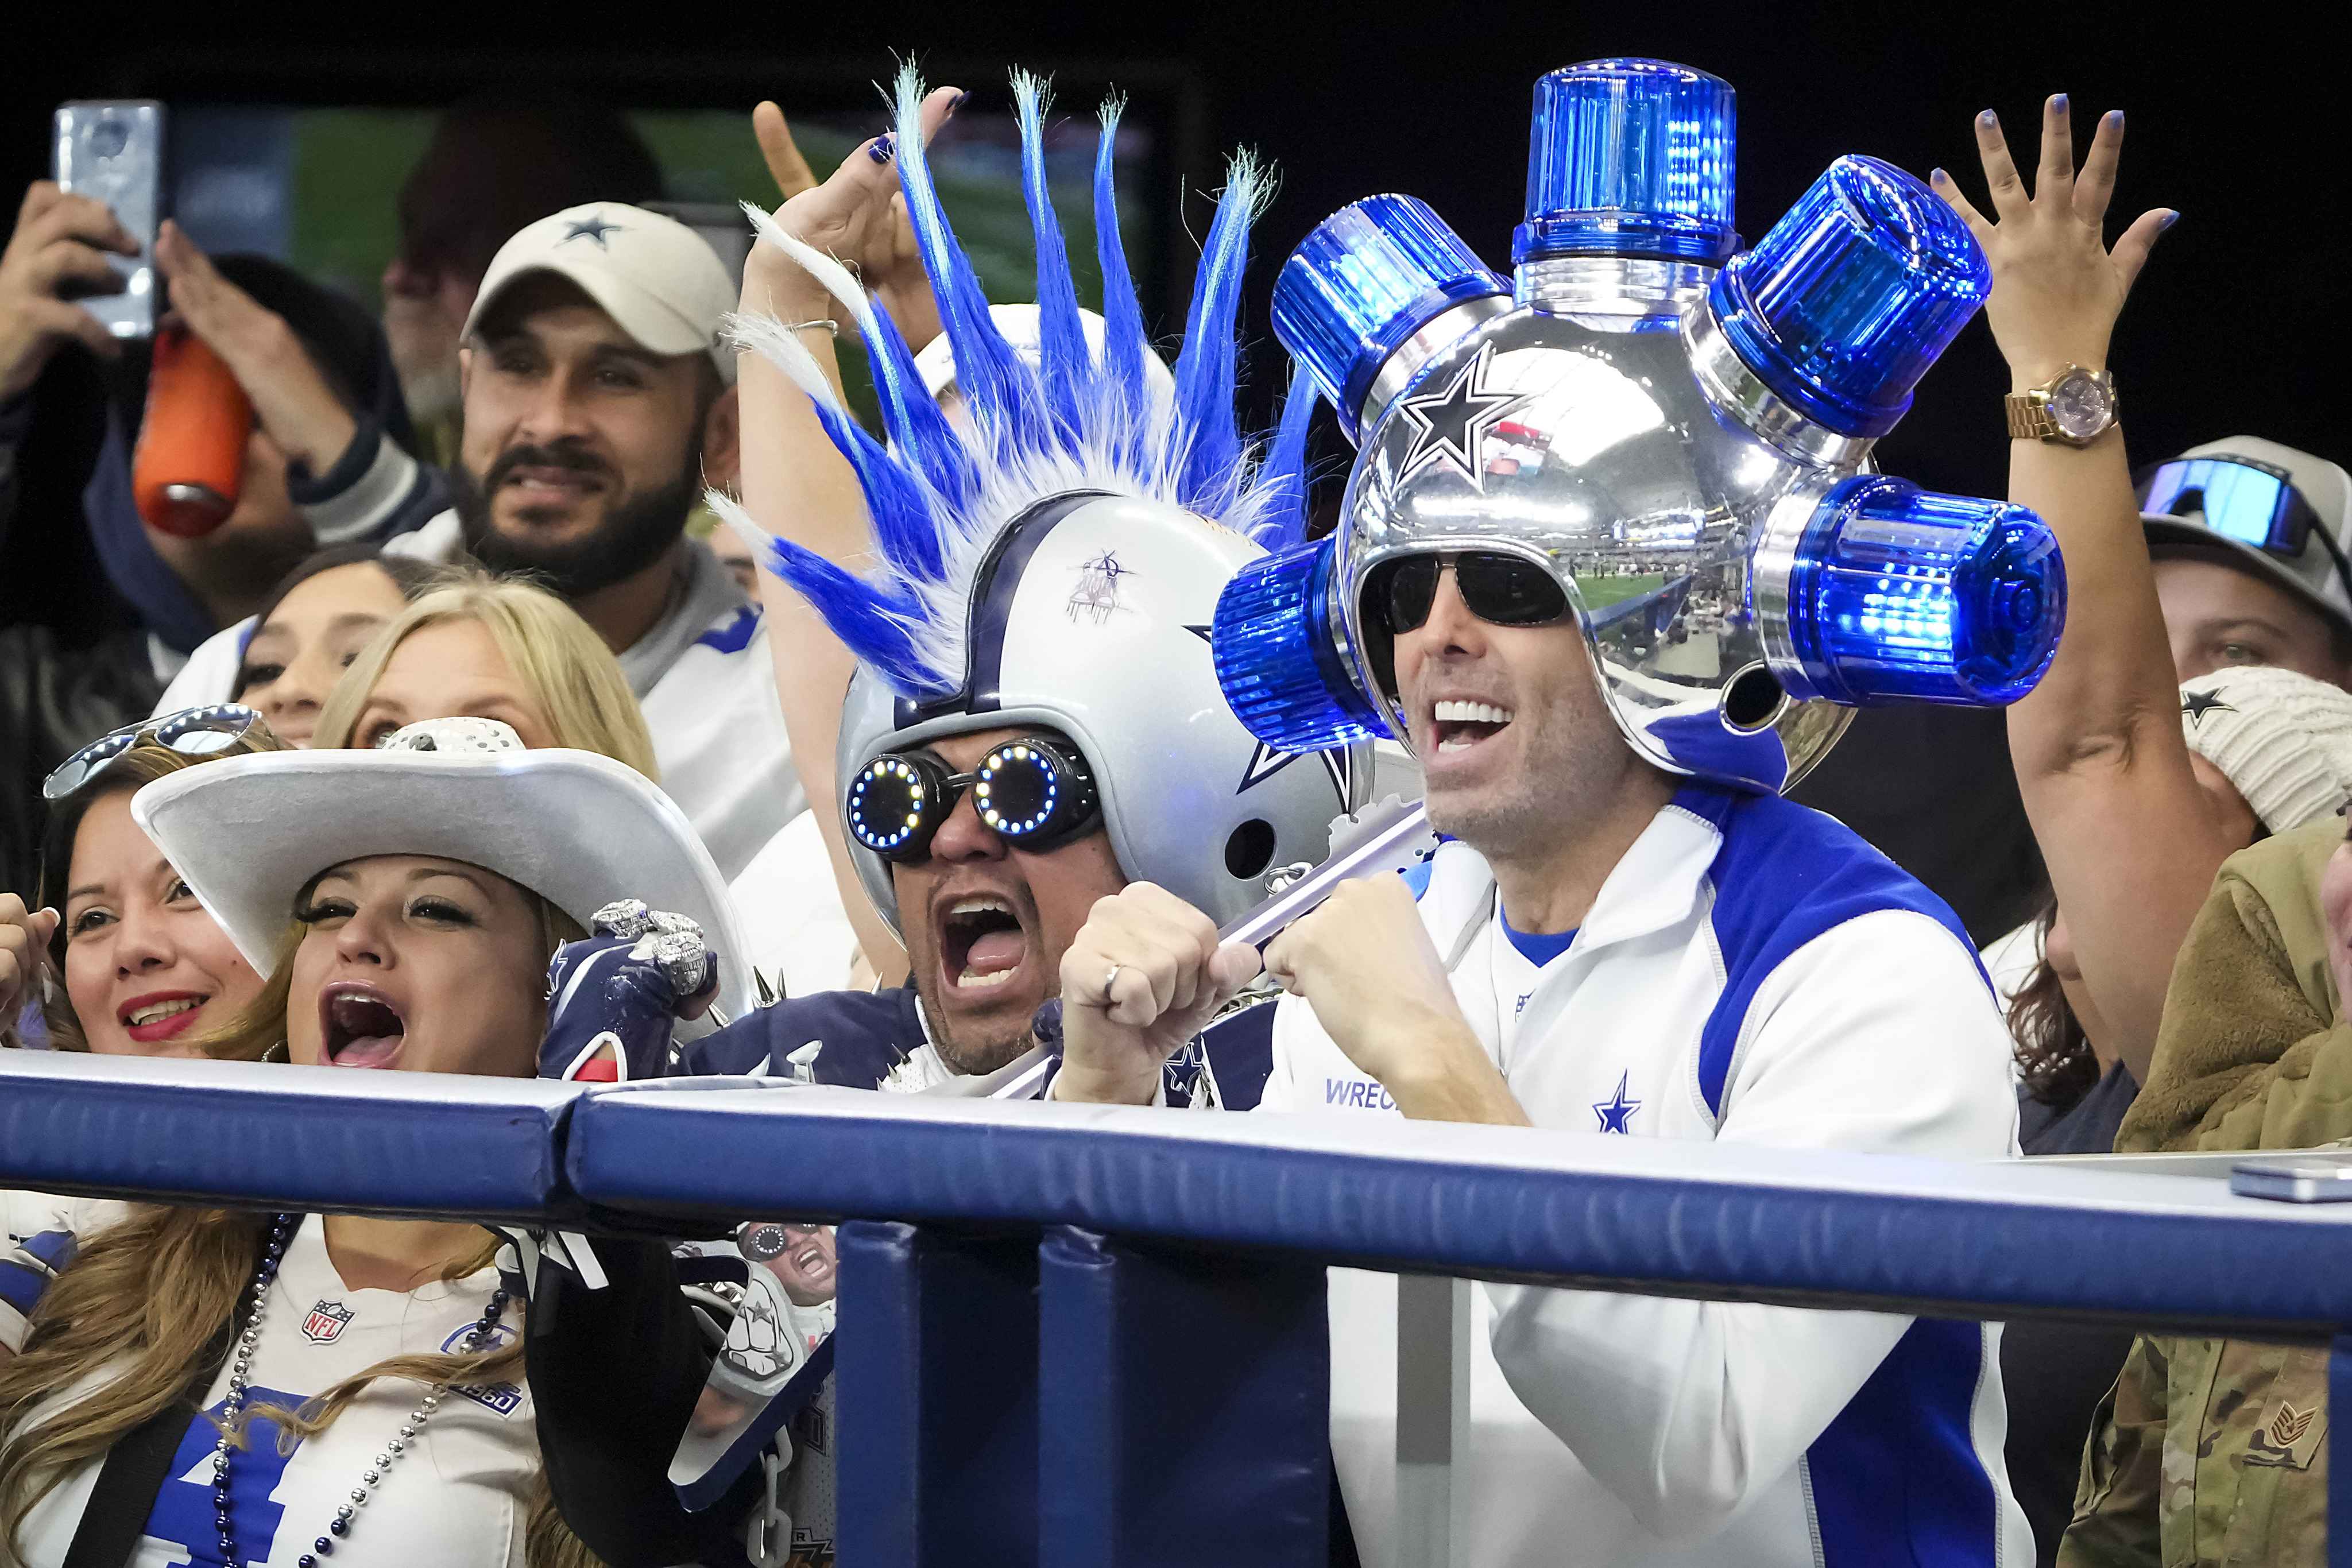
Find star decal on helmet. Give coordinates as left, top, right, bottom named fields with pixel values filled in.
left=2180, top=688, right=2236, bottom=727
left=560, top=214, right=625, bottom=249
left=1236, top=738, right=1355, bottom=804
left=1396, top=341, right=1527, bottom=492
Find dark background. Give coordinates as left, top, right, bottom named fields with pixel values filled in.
left=5, top=2, right=2340, bottom=939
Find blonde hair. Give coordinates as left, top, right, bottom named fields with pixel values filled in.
left=0, top=892, right=595, bottom=1567
left=313, top=570, right=658, bottom=781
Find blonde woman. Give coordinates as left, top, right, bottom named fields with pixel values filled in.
left=310, top=572, right=854, bottom=997
left=0, top=719, right=747, bottom=1566
left=313, top=572, right=659, bottom=779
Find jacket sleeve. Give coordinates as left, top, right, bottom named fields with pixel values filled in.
left=1484, top=909, right=2018, bottom=1540
left=2116, top=872, right=2329, bottom=1153
left=526, top=1240, right=762, bottom=1565
left=283, top=414, right=447, bottom=547
left=2055, top=1334, right=2167, bottom=1568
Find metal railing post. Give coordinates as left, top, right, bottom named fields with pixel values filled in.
left=2332, top=1333, right=2351, bottom=1568
left=1395, top=1274, right=1472, bottom=1568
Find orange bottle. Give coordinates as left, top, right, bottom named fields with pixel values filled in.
left=133, top=327, right=250, bottom=537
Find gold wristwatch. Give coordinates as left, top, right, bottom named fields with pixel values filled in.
left=2005, top=365, right=2118, bottom=446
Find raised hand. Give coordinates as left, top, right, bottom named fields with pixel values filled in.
left=1930, top=96, right=2175, bottom=386
left=154, top=220, right=358, bottom=472
left=537, top=902, right=719, bottom=1083
left=743, top=87, right=964, bottom=349
left=1, top=893, right=60, bottom=1031
left=0, top=182, right=140, bottom=400
left=1054, top=882, right=1263, bottom=1105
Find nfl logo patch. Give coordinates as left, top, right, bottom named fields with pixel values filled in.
left=301, top=1300, right=354, bottom=1344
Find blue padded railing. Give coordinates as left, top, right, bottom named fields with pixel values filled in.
left=8, top=1056, right=2352, bottom=1568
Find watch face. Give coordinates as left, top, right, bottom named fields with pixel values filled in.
left=2049, top=371, right=2113, bottom=439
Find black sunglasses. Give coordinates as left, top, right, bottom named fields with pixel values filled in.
left=1364, top=551, right=1573, bottom=636
left=846, top=734, right=1102, bottom=865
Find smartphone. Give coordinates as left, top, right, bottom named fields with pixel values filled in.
left=2230, top=1153, right=2352, bottom=1203
left=51, top=100, right=165, bottom=340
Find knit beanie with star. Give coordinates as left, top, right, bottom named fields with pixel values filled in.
left=2177, top=665, right=2352, bottom=831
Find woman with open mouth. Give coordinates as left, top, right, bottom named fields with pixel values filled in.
left=0, top=716, right=748, bottom=1566
left=3, top=704, right=285, bottom=1056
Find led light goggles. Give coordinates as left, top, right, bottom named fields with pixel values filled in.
left=2137, top=455, right=2352, bottom=603
left=42, top=704, right=269, bottom=800
left=845, top=733, right=1102, bottom=864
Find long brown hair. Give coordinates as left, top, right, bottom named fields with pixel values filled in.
left=2010, top=892, right=2097, bottom=1108
left=0, top=882, right=595, bottom=1566
left=23, top=730, right=288, bottom=1052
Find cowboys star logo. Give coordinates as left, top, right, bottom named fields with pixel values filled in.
left=1395, top=342, right=1528, bottom=493
left=301, top=1299, right=355, bottom=1344
left=2180, top=687, right=2235, bottom=727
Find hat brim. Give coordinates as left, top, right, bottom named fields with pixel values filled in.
left=131, top=748, right=755, bottom=1017
left=2140, top=515, right=2351, bottom=635
left=463, top=264, right=734, bottom=385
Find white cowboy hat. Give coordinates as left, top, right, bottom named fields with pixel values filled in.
left=130, top=717, right=755, bottom=1017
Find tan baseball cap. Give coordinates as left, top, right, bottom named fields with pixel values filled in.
left=464, top=202, right=738, bottom=384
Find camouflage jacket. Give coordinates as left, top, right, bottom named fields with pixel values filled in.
left=2060, top=1334, right=2328, bottom=1567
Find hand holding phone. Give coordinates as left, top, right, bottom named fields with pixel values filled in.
left=50, top=101, right=163, bottom=339
left=0, top=181, right=144, bottom=400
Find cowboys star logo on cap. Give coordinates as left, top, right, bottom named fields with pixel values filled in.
left=559, top=212, right=625, bottom=249
left=302, top=1299, right=355, bottom=1344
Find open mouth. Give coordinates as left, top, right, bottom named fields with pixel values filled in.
left=1430, top=698, right=1515, bottom=756
left=320, top=984, right=407, bottom=1069
left=936, top=896, right=1030, bottom=996
left=119, top=992, right=208, bottom=1044
left=791, top=1238, right=831, bottom=1279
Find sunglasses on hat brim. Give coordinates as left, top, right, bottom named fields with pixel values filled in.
left=42, top=704, right=269, bottom=802
left=846, top=734, right=1102, bottom=865
left=2136, top=455, right=2352, bottom=605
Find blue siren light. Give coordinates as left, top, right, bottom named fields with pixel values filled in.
left=1780, top=476, right=2065, bottom=707
left=1272, top=195, right=1508, bottom=439
left=1213, top=541, right=1391, bottom=751
left=1710, top=156, right=1990, bottom=437
left=1517, top=58, right=1737, bottom=266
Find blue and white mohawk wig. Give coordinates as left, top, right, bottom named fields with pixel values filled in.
left=715, top=66, right=1317, bottom=699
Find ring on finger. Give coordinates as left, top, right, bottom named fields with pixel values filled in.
left=1102, top=963, right=1123, bottom=1004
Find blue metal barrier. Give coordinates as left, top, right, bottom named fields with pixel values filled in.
left=10, top=1056, right=2352, bottom=1566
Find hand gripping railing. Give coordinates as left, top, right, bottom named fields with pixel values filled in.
left=11, top=1052, right=2352, bottom=1568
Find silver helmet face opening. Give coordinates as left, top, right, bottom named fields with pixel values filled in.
left=1337, top=307, right=1855, bottom=794
left=838, top=493, right=1370, bottom=940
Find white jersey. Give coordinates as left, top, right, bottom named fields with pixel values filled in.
left=1259, top=784, right=2029, bottom=1568
left=3, top=1196, right=536, bottom=1567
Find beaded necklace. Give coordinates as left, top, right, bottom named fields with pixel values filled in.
left=208, top=1214, right=512, bottom=1566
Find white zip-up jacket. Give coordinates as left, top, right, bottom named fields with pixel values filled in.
left=1260, top=783, right=2029, bottom=1568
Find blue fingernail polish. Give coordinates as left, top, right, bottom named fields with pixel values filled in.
left=2161, top=210, right=2180, bottom=229
left=2106, top=110, right=2124, bottom=127
left=1979, top=109, right=1997, bottom=126
left=953, top=90, right=969, bottom=111
left=2052, top=93, right=2068, bottom=110
left=868, top=133, right=896, bottom=165
left=1930, top=167, right=1948, bottom=182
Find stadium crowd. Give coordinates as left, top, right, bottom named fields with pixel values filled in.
left=2, top=60, right=2350, bottom=1568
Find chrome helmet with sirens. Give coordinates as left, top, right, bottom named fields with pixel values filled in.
left=1214, top=60, right=2068, bottom=792
left=719, top=69, right=1366, bottom=934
